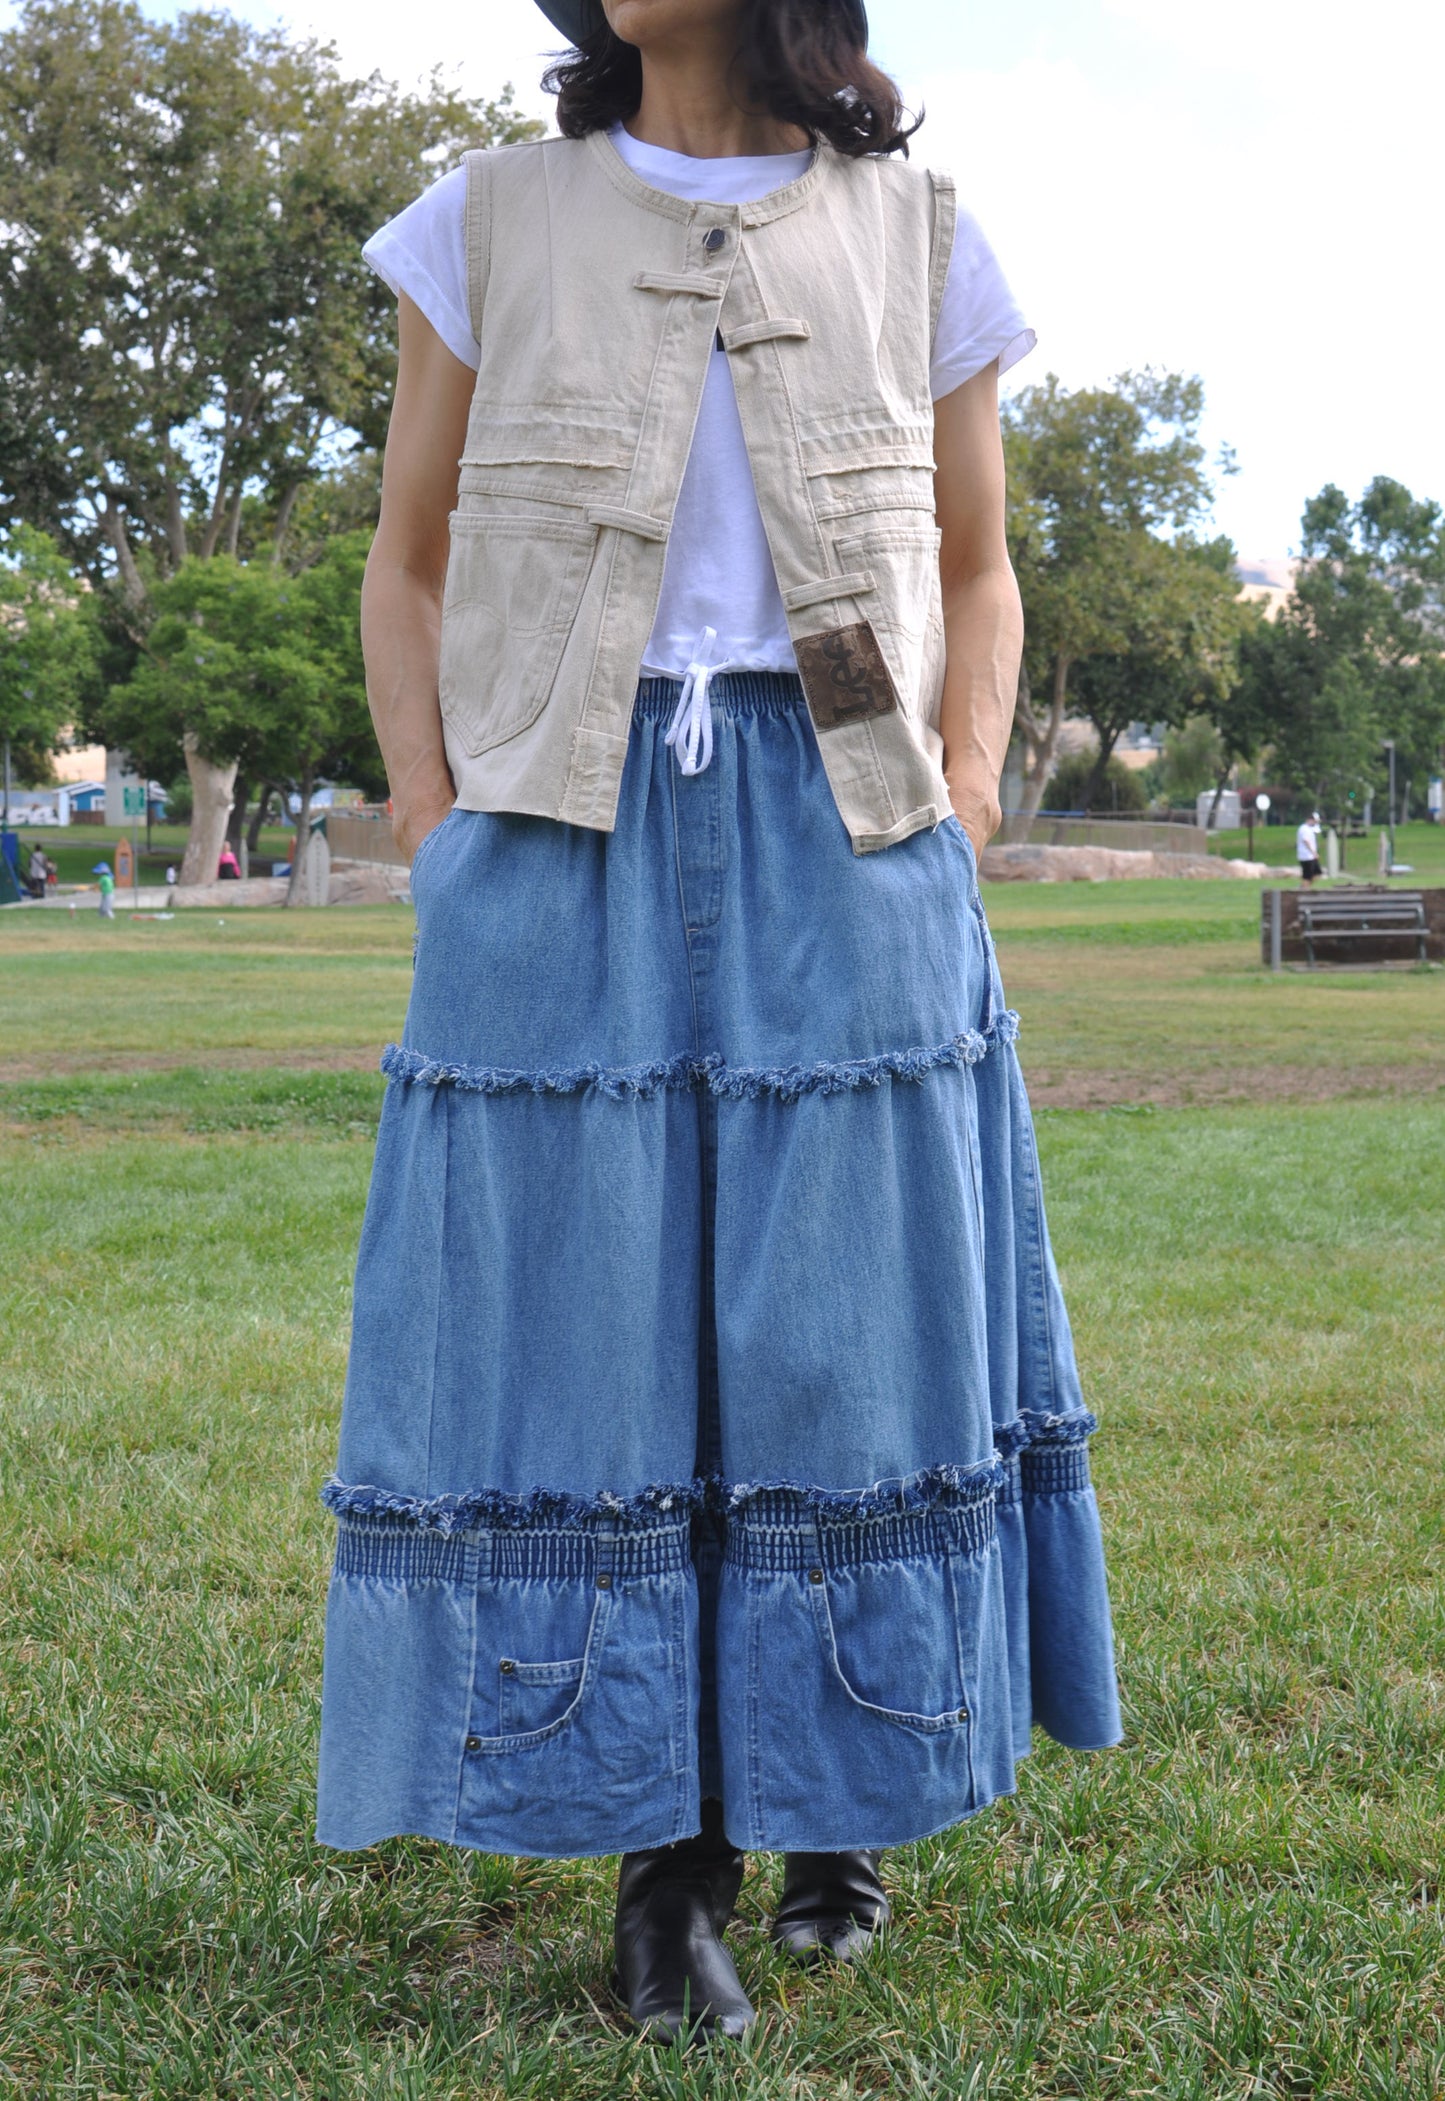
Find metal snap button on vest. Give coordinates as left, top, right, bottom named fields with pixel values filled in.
left=808, top=1566, right=824, bottom=1584
left=465, top=1734, right=481, bottom=1750
left=499, top=1658, right=516, bottom=1674
left=596, top=1570, right=613, bottom=1590
left=703, top=227, right=727, bottom=251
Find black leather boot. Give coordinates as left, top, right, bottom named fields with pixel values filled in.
left=771, top=1850, right=890, bottom=1966
left=612, top=1799, right=756, bottom=2044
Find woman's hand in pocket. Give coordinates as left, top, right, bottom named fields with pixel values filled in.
left=947, top=785, right=1001, bottom=862
left=396, top=797, right=456, bottom=866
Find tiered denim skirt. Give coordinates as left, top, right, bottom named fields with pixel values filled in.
left=316, top=673, right=1121, bottom=1859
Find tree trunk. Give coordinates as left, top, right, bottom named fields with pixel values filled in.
left=164, top=469, right=189, bottom=569
left=1078, top=729, right=1121, bottom=817
left=1015, top=654, right=1072, bottom=826
left=227, top=773, right=250, bottom=852
left=271, top=481, right=304, bottom=563
left=285, top=764, right=315, bottom=907
left=1206, top=760, right=1233, bottom=830
left=97, top=495, right=147, bottom=613
left=247, top=786, right=274, bottom=855
left=179, top=732, right=238, bottom=887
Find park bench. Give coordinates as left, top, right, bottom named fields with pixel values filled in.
left=1297, top=889, right=1428, bottom=968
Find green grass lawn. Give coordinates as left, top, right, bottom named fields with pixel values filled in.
left=1, top=877, right=1442, bottom=2097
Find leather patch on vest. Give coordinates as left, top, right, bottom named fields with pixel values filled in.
left=796, top=623, right=900, bottom=732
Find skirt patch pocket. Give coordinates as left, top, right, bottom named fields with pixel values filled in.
left=498, top=1654, right=585, bottom=1736
left=810, top=1550, right=972, bottom=1734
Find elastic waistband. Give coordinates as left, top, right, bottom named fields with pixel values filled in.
left=333, top=1513, right=692, bottom=1584
left=722, top=1489, right=996, bottom=1575
left=633, top=670, right=805, bottom=720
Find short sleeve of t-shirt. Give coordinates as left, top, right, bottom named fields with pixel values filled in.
left=362, top=165, right=475, bottom=367
left=363, top=160, right=1036, bottom=399
left=928, top=204, right=1035, bottom=398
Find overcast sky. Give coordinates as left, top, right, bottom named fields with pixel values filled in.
left=38, top=0, right=1445, bottom=569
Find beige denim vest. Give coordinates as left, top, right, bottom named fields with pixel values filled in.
left=441, top=128, right=956, bottom=854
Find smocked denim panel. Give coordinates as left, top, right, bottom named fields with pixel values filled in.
left=316, top=674, right=1121, bottom=1858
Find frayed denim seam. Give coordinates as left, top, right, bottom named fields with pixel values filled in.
left=717, top=1457, right=1003, bottom=1518
left=321, top=1457, right=1015, bottom=1536
left=320, top=1476, right=707, bottom=1536
left=380, top=1012, right=1021, bottom=1103
left=993, top=1409, right=1097, bottom=1458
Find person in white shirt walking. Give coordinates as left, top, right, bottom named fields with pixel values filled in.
left=1296, top=813, right=1324, bottom=886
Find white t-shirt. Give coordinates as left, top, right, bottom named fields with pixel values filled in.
left=364, top=127, right=1035, bottom=678
left=1296, top=821, right=1320, bottom=862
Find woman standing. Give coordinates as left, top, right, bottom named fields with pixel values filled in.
left=318, top=0, right=1121, bottom=2045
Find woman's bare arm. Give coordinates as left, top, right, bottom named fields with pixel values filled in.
left=359, top=292, right=476, bottom=862
left=932, top=360, right=1025, bottom=856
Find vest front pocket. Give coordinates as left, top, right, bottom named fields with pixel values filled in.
left=832, top=521, right=944, bottom=721
left=439, top=514, right=596, bottom=756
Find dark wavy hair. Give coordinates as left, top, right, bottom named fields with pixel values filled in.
left=541, top=1, right=922, bottom=159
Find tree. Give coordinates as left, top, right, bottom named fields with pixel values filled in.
left=104, top=531, right=376, bottom=893
left=1065, top=535, right=1249, bottom=813
left=1256, top=479, right=1445, bottom=820
left=1154, top=715, right=1226, bottom=805
left=1003, top=371, right=1234, bottom=821
left=0, top=0, right=539, bottom=861
left=0, top=524, right=101, bottom=823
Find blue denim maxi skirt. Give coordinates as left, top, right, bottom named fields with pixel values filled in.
left=316, top=674, right=1122, bottom=1857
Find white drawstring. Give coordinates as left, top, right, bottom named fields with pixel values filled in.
left=664, top=625, right=719, bottom=775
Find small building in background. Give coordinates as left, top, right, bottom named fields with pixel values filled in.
left=1197, top=789, right=1242, bottom=831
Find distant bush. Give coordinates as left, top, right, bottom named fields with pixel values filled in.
left=1157, top=715, right=1226, bottom=802
left=1045, top=753, right=1149, bottom=814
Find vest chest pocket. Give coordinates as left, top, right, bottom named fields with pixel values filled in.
left=439, top=514, right=597, bottom=756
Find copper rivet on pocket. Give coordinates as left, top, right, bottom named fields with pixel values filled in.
left=596, top=1572, right=612, bottom=1590
left=499, top=1659, right=515, bottom=1674
left=465, top=1735, right=481, bottom=1750
left=957, top=1709, right=969, bottom=1724
left=808, top=1567, right=824, bottom=1584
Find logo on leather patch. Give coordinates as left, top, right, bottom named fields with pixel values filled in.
left=796, top=623, right=900, bottom=731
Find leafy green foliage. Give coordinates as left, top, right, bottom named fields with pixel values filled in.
left=0, top=522, right=102, bottom=768
left=0, top=0, right=540, bottom=607
left=1043, top=751, right=1149, bottom=814
left=1245, top=478, right=1445, bottom=813
left=101, top=531, right=381, bottom=796
left=1153, top=714, right=1227, bottom=803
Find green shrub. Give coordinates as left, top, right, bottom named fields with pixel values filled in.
left=1045, top=751, right=1150, bottom=813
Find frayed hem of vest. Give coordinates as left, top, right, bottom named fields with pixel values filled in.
left=378, top=1011, right=1020, bottom=1103
left=321, top=1415, right=1095, bottom=1536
